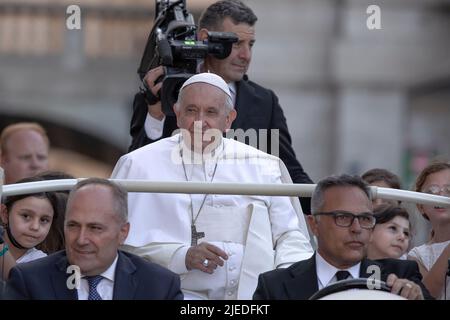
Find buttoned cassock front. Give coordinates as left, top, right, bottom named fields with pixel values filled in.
left=111, top=134, right=313, bottom=299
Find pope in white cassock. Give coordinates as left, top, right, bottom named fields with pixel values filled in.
left=111, top=72, right=314, bottom=300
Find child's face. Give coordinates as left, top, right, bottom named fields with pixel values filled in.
left=370, top=216, right=410, bottom=259
left=2, top=196, right=54, bottom=249
left=420, top=169, right=450, bottom=223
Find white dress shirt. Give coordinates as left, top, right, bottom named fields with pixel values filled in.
left=16, top=248, right=46, bottom=264
left=315, top=252, right=360, bottom=290
left=144, top=112, right=165, bottom=140
left=77, top=254, right=118, bottom=300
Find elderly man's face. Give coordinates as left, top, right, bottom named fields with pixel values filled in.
left=1, top=129, right=49, bottom=184
left=64, top=185, right=129, bottom=276
left=175, top=83, right=236, bottom=151
left=308, top=186, right=373, bottom=269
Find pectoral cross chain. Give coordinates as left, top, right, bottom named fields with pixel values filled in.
left=180, top=139, right=222, bottom=247
left=191, top=224, right=205, bottom=246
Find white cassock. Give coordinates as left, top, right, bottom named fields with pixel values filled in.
left=111, top=134, right=313, bottom=299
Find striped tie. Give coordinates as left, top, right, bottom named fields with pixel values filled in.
left=228, top=84, right=236, bottom=106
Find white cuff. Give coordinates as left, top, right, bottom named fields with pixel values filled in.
left=168, top=245, right=190, bottom=274
left=144, top=113, right=165, bottom=140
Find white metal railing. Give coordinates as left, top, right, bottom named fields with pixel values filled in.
left=1, top=178, right=450, bottom=208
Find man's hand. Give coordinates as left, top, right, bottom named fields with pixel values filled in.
left=386, top=274, right=424, bottom=300
left=186, top=242, right=229, bottom=274
left=143, top=66, right=165, bottom=120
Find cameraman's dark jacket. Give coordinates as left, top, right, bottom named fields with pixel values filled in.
left=128, top=76, right=313, bottom=212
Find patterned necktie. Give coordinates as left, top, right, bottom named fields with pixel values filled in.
left=228, top=84, right=236, bottom=106
left=335, top=270, right=351, bottom=282
left=86, top=275, right=103, bottom=300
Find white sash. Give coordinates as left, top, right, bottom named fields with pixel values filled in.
left=182, top=203, right=275, bottom=300
left=237, top=203, right=274, bottom=299
left=196, top=205, right=251, bottom=245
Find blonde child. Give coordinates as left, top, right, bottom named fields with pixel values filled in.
left=408, top=162, right=450, bottom=300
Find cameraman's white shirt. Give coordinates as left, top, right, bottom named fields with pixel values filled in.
left=145, top=112, right=165, bottom=140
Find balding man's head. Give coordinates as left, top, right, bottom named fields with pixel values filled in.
left=0, top=122, right=50, bottom=184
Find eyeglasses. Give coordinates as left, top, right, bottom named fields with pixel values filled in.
left=314, top=211, right=376, bottom=229
left=423, top=185, right=450, bottom=197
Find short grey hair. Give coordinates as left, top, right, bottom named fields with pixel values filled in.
left=311, top=174, right=372, bottom=214
left=66, top=178, right=128, bottom=223
left=174, top=84, right=234, bottom=113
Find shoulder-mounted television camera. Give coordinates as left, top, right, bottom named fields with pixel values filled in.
left=138, top=0, right=238, bottom=116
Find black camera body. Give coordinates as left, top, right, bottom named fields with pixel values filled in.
left=138, top=0, right=238, bottom=116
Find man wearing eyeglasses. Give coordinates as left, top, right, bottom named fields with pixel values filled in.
left=253, top=174, right=433, bottom=300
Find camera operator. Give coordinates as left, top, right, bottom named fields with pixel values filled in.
left=129, top=0, right=314, bottom=212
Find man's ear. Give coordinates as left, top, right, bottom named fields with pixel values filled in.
left=225, top=109, right=237, bottom=130
left=119, top=222, right=130, bottom=245
left=368, top=230, right=375, bottom=243
left=174, top=103, right=181, bottom=127
left=198, top=28, right=209, bottom=41
left=307, top=215, right=319, bottom=237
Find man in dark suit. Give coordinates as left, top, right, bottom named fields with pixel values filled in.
left=253, top=174, right=433, bottom=300
left=129, top=0, right=313, bottom=211
left=6, top=178, right=183, bottom=300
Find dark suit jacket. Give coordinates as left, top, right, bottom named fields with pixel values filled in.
left=253, top=254, right=433, bottom=300
left=6, top=250, right=183, bottom=300
left=129, top=76, right=313, bottom=211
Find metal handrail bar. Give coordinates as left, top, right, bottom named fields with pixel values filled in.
left=1, top=179, right=449, bottom=208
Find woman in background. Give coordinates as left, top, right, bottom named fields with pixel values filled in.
left=408, top=162, right=450, bottom=300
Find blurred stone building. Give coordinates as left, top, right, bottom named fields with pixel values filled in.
left=1, top=0, right=449, bottom=183
left=0, top=0, right=214, bottom=177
